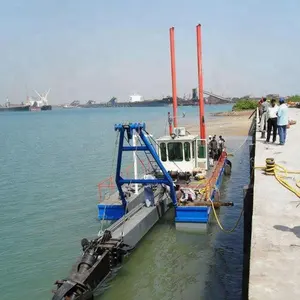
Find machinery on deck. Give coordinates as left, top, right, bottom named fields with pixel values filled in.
left=52, top=123, right=177, bottom=300
left=52, top=230, right=134, bottom=300
left=51, top=25, right=235, bottom=299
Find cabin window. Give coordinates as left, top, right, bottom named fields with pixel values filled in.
left=167, top=142, right=183, bottom=161
left=160, top=143, right=167, bottom=162
left=192, top=141, right=195, bottom=158
left=197, top=140, right=206, bottom=159
left=184, top=142, right=191, bottom=161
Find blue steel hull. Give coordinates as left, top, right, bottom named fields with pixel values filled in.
left=98, top=204, right=125, bottom=221
left=175, top=158, right=228, bottom=227
left=98, top=158, right=229, bottom=222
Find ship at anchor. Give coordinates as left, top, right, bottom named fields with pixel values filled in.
left=26, top=89, right=52, bottom=111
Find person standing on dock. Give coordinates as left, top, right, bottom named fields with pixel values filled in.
left=277, top=98, right=289, bottom=145
left=218, top=135, right=225, bottom=158
left=260, top=98, right=269, bottom=138
left=258, top=97, right=264, bottom=119
left=209, top=136, right=218, bottom=161
left=266, top=99, right=278, bottom=143
left=208, top=135, right=214, bottom=166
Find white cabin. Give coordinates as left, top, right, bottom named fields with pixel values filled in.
left=156, top=127, right=208, bottom=172
left=129, top=94, right=143, bottom=102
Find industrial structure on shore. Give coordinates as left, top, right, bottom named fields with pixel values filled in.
left=62, top=89, right=232, bottom=109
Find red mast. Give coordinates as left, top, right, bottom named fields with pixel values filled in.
left=169, top=27, right=178, bottom=128
left=196, top=24, right=206, bottom=139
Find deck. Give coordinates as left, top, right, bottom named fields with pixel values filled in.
left=177, top=151, right=227, bottom=206
left=249, top=108, right=300, bottom=299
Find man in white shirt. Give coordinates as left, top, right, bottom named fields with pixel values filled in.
left=277, top=98, right=289, bottom=145
left=266, top=99, right=278, bottom=143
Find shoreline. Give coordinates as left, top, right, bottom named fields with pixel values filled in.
left=181, top=110, right=254, bottom=137
left=211, top=109, right=254, bottom=117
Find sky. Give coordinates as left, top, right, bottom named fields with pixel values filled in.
left=1, top=0, right=300, bottom=104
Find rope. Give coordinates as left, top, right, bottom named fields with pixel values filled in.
left=110, top=132, right=120, bottom=177
left=124, top=135, right=150, bottom=174
left=205, top=181, right=243, bottom=233
left=135, top=134, right=158, bottom=173
left=209, top=197, right=244, bottom=233
left=119, top=132, right=144, bottom=237
left=185, top=181, right=244, bottom=233
left=120, top=200, right=129, bottom=240
left=98, top=132, right=120, bottom=237
left=208, top=156, right=300, bottom=233
left=255, top=158, right=300, bottom=198
left=214, top=185, right=221, bottom=200
left=227, top=136, right=249, bottom=157
left=97, top=202, right=107, bottom=237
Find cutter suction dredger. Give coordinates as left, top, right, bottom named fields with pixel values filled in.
left=51, top=123, right=178, bottom=300
left=52, top=231, right=133, bottom=300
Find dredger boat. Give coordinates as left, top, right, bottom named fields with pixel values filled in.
left=51, top=24, right=232, bottom=300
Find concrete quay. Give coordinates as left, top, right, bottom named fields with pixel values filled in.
left=249, top=108, right=300, bottom=299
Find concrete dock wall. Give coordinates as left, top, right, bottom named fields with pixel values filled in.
left=242, top=112, right=256, bottom=300
left=248, top=108, right=300, bottom=299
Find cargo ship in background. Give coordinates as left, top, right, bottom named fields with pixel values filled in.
left=77, top=88, right=232, bottom=108
left=0, top=98, right=30, bottom=112
left=0, top=89, right=52, bottom=112
left=1, top=88, right=232, bottom=112
left=26, top=89, right=52, bottom=111
left=80, top=94, right=173, bottom=108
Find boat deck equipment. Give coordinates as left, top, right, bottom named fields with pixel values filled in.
left=51, top=123, right=178, bottom=300
left=51, top=24, right=235, bottom=300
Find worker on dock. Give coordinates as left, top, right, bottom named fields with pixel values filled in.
left=277, top=97, right=289, bottom=145
left=260, top=97, right=269, bottom=138
left=258, top=97, right=263, bottom=118
left=209, top=135, right=218, bottom=161
left=266, top=99, right=278, bottom=143
left=207, top=135, right=214, bottom=166
left=218, top=135, right=225, bottom=158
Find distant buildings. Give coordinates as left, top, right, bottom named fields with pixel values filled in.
left=266, top=94, right=279, bottom=99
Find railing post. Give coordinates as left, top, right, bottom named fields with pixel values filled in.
left=132, top=132, right=139, bottom=194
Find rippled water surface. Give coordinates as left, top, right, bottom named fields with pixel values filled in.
left=0, top=105, right=249, bottom=300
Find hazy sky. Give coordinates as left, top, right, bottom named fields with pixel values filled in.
left=1, top=0, right=299, bottom=104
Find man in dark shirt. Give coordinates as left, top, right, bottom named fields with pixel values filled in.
left=260, top=98, right=269, bottom=138
left=258, top=97, right=264, bottom=119
left=209, top=136, right=218, bottom=161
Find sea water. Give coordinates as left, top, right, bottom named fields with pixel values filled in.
left=0, top=104, right=248, bottom=300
